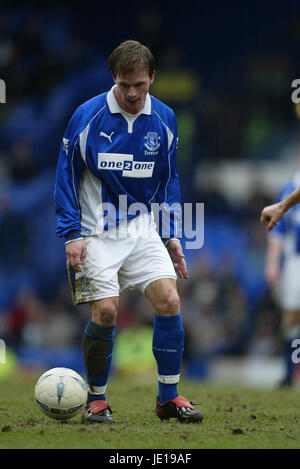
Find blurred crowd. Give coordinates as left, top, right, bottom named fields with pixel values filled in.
left=1, top=1, right=300, bottom=375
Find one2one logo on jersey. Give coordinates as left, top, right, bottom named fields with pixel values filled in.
left=98, top=153, right=155, bottom=178
left=144, top=132, right=161, bottom=155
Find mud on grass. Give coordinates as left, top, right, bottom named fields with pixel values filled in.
left=0, top=371, right=300, bottom=449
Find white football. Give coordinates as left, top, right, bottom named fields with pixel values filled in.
left=34, top=367, right=87, bottom=420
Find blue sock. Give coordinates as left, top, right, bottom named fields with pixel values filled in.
left=283, top=325, right=300, bottom=382
left=152, top=313, right=185, bottom=404
left=284, top=339, right=294, bottom=380
left=82, top=320, right=115, bottom=404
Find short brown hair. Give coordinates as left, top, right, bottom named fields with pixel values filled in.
left=108, top=40, right=155, bottom=78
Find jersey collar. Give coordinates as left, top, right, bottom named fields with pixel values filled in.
left=107, top=85, right=151, bottom=116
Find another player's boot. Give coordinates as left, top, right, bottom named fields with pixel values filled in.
left=81, top=400, right=114, bottom=424
left=155, top=396, right=204, bottom=423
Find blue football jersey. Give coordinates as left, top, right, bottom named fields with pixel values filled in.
left=271, top=173, right=300, bottom=257
left=54, top=86, right=181, bottom=243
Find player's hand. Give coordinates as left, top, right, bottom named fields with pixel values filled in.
left=65, top=239, right=87, bottom=273
left=167, top=240, right=188, bottom=280
left=260, top=202, right=285, bottom=231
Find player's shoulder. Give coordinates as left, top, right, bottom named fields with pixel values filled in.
left=150, top=95, right=176, bottom=127
left=74, top=92, right=108, bottom=122
left=68, top=92, right=109, bottom=135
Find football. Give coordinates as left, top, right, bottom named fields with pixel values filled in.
left=34, top=367, right=87, bottom=420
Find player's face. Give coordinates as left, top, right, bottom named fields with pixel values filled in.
left=114, top=67, right=155, bottom=114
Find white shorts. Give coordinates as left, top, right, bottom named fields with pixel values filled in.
left=68, top=214, right=177, bottom=304
left=280, top=257, right=300, bottom=310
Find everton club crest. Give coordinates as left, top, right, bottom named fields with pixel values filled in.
left=144, top=132, right=161, bottom=154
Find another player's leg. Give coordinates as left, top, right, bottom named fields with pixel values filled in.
left=279, top=309, right=300, bottom=387
left=145, top=279, right=203, bottom=423
left=81, top=297, right=118, bottom=423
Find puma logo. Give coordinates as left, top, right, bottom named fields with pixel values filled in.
left=100, top=131, right=114, bottom=143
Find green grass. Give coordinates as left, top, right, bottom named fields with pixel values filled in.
left=0, top=369, right=300, bottom=449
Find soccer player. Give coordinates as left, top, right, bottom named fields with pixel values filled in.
left=54, top=40, right=203, bottom=424
left=264, top=175, right=300, bottom=386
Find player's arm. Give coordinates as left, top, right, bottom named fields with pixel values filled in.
left=265, top=235, right=282, bottom=287
left=155, top=113, right=188, bottom=279
left=261, top=185, right=300, bottom=231
left=54, top=111, right=87, bottom=272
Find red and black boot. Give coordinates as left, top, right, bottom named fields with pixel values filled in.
left=82, top=400, right=114, bottom=424
left=156, top=396, right=203, bottom=423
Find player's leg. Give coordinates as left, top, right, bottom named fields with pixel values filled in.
left=145, top=278, right=182, bottom=402
left=84, top=298, right=118, bottom=400
left=145, top=278, right=203, bottom=423
left=81, top=297, right=118, bottom=423
left=68, top=235, right=125, bottom=424
left=279, top=260, right=300, bottom=386
left=280, top=309, right=300, bottom=386
left=118, top=220, right=203, bottom=422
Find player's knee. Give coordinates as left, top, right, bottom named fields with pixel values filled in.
left=90, top=299, right=118, bottom=325
left=156, top=290, right=180, bottom=316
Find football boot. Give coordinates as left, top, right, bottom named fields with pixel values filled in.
left=155, top=396, right=203, bottom=423
left=81, top=400, right=114, bottom=424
